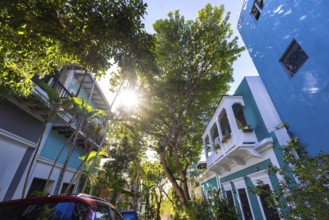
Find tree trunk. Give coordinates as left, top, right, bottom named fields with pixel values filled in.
left=53, top=119, right=84, bottom=194
left=70, top=144, right=93, bottom=194
left=133, top=160, right=141, bottom=211
left=159, top=150, right=189, bottom=209
left=69, top=127, right=100, bottom=194
left=81, top=130, right=107, bottom=193
left=174, top=147, right=191, bottom=202
left=43, top=130, right=76, bottom=194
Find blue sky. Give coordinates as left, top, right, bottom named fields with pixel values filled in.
left=143, top=0, right=258, bottom=94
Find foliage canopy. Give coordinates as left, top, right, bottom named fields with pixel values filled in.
left=118, top=3, right=244, bottom=211
left=0, top=0, right=153, bottom=96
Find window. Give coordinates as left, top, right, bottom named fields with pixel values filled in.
left=280, top=39, right=309, bottom=77
left=211, top=124, right=220, bottom=142
left=111, top=208, right=124, bottom=220
left=238, top=188, right=253, bottom=220
left=251, top=0, right=264, bottom=20
left=219, top=110, right=231, bottom=136
left=259, top=184, right=280, bottom=220
left=27, top=178, right=47, bottom=198
left=94, top=205, right=110, bottom=220
left=226, top=190, right=235, bottom=207
left=233, top=104, right=247, bottom=129
left=61, top=182, right=74, bottom=194
left=0, top=202, right=80, bottom=220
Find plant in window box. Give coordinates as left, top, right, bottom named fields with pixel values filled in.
left=221, top=134, right=231, bottom=143
left=214, top=143, right=221, bottom=151
left=214, top=137, right=221, bottom=151
left=242, top=125, right=253, bottom=133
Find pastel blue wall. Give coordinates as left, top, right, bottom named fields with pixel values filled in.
left=68, top=78, right=98, bottom=109
left=234, top=78, right=269, bottom=142
left=201, top=176, right=218, bottom=192
left=238, top=0, right=329, bottom=155
left=40, top=130, right=84, bottom=169
left=235, top=78, right=287, bottom=169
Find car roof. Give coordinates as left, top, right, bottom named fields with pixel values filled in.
left=0, top=194, right=115, bottom=208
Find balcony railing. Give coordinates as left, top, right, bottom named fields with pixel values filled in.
left=206, top=129, right=273, bottom=173
left=32, top=75, right=72, bottom=98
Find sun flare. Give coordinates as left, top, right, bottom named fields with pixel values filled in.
left=119, top=89, right=139, bottom=108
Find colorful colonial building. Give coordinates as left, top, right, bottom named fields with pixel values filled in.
left=199, top=76, right=290, bottom=219
left=0, top=66, right=110, bottom=201
left=238, top=0, right=329, bottom=155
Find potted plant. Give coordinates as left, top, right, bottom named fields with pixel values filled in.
left=221, top=133, right=231, bottom=143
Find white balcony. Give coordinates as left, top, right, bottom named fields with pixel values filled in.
left=206, top=129, right=273, bottom=173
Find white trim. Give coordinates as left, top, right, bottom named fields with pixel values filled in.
left=37, top=156, right=77, bottom=173
left=0, top=128, right=37, bottom=148
left=222, top=181, right=232, bottom=191
left=221, top=182, right=236, bottom=207
left=246, top=77, right=283, bottom=133
left=232, top=177, right=246, bottom=189
left=247, top=170, right=283, bottom=220
left=247, top=170, right=271, bottom=185
left=232, top=177, right=255, bottom=220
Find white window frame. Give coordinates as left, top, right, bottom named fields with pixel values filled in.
left=251, top=0, right=264, bottom=21
left=248, top=170, right=283, bottom=220
left=232, top=177, right=255, bottom=220
left=222, top=181, right=236, bottom=207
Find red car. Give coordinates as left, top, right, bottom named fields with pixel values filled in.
left=0, top=193, right=123, bottom=220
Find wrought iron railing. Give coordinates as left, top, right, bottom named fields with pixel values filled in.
left=32, top=75, right=72, bottom=98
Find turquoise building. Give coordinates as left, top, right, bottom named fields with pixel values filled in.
left=238, top=0, right=329, bottom=155
left=0, top=65, right=110, bottom=200
left=199, top=76, right=289, bottom=219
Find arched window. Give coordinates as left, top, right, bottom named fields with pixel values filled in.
left=211, top=123, right=220, bottom=149
left=219, top=109, right=231, bottom=136
left=233, top=103, right=247, bottom=129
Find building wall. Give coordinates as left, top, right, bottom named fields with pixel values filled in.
left=0, top=100, right=45, bottom=201
left=238, top=0, right=329, bottom=154
left=39, top=130, right=85, bottom=169
left=0, top=100, right=45, bottom=143
left=200, top=176, right=218, bottom=200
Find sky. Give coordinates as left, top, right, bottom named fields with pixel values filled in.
left=142, top=0, right=258, bottom=94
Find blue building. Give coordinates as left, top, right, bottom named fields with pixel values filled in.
left=238, top=0, right=329, bottom=155
left=0, top=65, right=110, bottom=200
left=199, top=76, right=290, bottom=219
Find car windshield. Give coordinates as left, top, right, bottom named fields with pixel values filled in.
left=0, top=201, right=83, bottom=220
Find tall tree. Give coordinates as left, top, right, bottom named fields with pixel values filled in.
left=124, top=4, right=244, bottom=211
left=141, top=161, right=167, bottom=220
left=0, top=0, right=154, bottom=96
left=53, top=97, right=106, bottom=194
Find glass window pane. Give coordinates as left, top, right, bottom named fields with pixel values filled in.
left=280, top=39, right=308, bottom=76
left=0, top=202, right=80, bottom=220
left=238, top=188, right=253, bottom=220
left=259, top=184, right=280, bottom=220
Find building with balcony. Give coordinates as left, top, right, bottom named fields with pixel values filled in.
left=0, top=65, right=111, bottom=201
left=199, top=76, right=290, bottom=219
left=238, top=0, right=329, bottom=155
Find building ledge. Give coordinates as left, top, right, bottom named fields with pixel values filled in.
left=207, top=137, right=273, bottom=173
